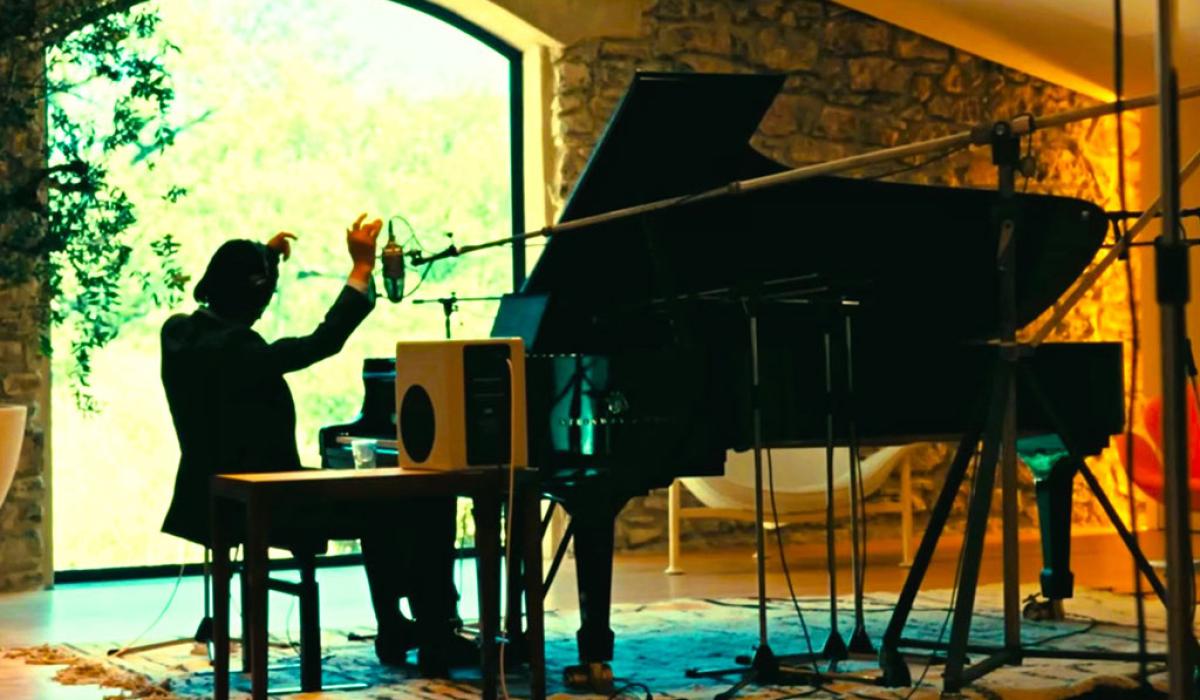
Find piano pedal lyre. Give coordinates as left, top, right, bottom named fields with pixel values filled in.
left=563, top=662, right=614, bottom=693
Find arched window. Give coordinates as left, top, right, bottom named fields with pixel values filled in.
left=51, top=0, right=523, bottom=573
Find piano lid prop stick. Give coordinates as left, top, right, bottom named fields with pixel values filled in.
left=1029, top=145, right=1200, bottom=346
left=409, top=83, right=1200, bottom=268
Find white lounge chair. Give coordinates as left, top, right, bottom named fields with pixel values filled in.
left=665, top=445, right=922, bottom=574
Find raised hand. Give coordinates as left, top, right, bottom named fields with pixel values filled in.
left=346, top=213, right=384, bottom=289
left=347, top=213, right=383, bottom=269
left=266, top=231, right=297, bottom=260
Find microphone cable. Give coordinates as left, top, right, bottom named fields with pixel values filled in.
left=767, top=448, right=819, bottom=672
left=107, top=544, right=190, bottom=657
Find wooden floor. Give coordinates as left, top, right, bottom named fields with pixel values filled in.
left=0, top=529, right=1188, bottom=698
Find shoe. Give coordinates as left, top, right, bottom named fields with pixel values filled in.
left=374, top=620, right=419, bottom=666
left=417, top=632, right=479, bottom=677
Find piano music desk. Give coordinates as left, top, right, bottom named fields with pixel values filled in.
left=209, top=467, right=544, bottom=700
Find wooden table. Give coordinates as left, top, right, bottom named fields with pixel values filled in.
left=209, top=467, right=544, bottom=700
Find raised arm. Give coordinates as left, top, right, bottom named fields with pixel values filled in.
left=252, top=213, right=384, bottom=374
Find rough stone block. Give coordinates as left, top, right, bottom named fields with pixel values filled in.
left=641, top=492, right=667, bottom=511
left=817, top=105, right=861, bottom=141
left=912, top=75, right=934, bottom=103
left=823, top=17, right=891, bottom=55
left=895, top=34, right=950, bottom=61
left=0, top=500, right=42, bottom=530
left=654, top=0, right=696, bottom=20
left=559, top=110, right=595, bottom=137
left=748, top=27, right=819, bottom=71
left=760, top=93, right=821, bottom=136
left=926, top=94, right=962, bottom=121
left=848, top=56, right=913, bottom=94
left=599, top=40, right=651, bottom=60
left=914, top=61, right=949, bottom=76
left=557, top=62, right=590, bottom=92
left=940, top=62, right=984, bottom=96
left=677, top=53, right=743, bottom=74
left=659, top=23, right=732, bottom=55
left=0, top=529, right=43, bottom=563
left=7, top=474, right=44, bottom=500
left=2, top=371, right=40, bottom=396
left=754, top=0, right=782, bottom=19
left=0, top=340, right=23, bottom=366
left=0, top=570, right=46, bottom=593
left=555, top=93, right=585, bottom=115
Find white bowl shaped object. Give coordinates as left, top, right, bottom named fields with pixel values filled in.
left=680, top=445, right=903, bottom=515
left=0, top=404, right=27, bottom=508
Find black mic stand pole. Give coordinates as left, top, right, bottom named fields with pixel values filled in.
left=709, top=293, right=827, bottom=700
left=678, top=279, right=844, bottom=697
left=841, top=306, right=875, bottom=656
left=821, top=320, right=849, bottom=662
left=748, top=300, right=774, bottom=679
left=1153, top=2, right=1195, bottom=697
left=411, top=293, right=505, bottom=340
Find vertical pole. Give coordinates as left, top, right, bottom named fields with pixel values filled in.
left=1155, top=1, right=1195, bottom=697
left=822, top=328, right=846, bottom=658
left=991, top=121, right=1022, bottom=654
left=474, top=496, right=502, bottom=700
left=211, top=504, right=231, bottom=700
left=844, top=312, right=874, bottom=653
left=1000, top=348, right=1021, bottom=650
left=665, top=480, right=684, bottom=575
left=245, top=499, right=269, bottom=700
left=900, top=459, right=913, bottom=568
left=748, top=310, right=769, bottom=648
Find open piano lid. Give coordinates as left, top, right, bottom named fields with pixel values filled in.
left=509, top=72, right=1107, bottom=347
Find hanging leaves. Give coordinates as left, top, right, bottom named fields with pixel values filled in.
left=1, top=3, right=184, bottom=409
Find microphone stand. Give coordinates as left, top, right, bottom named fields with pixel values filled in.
left=671, top=277, right=882, bottom=698
left=411, top=293, right=504, bottom=340
left=1152, top=3, right=1195, bottom=697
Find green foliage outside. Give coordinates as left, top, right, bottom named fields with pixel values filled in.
left=3, top=4, right=187, bottom=410
left=51, top=0, right=516, bottom=571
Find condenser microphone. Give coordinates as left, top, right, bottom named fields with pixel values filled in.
left=381, top=220, right=406, bottom=303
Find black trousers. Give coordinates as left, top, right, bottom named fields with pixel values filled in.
left=360, top=497, right=460, bottom=644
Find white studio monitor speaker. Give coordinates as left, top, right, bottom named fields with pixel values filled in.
left=394, top=338, right=527, bottom=471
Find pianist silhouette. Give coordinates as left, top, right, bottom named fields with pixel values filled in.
left=159, top=214, right=473, bottom=674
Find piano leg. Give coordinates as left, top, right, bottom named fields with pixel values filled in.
left=1034, top=453, right=1077, bottom=605
left=571, top=497, right=625, bottom=664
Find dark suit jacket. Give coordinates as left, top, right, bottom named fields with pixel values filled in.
left=160, top=286, right=373, bottom=544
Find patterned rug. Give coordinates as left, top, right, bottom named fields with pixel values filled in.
left=3, top=584, right=1172, bottom=699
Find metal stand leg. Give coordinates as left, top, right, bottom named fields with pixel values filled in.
left=878, top=418, right=987, bottom=686
left=943, top=370, right=1012, bottom=693
left=821, top=328, right=848, bottom=661
left=842, top=313, right=874, bottom=656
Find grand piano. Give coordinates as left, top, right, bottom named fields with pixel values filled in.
left=321, top=73, right=1123, bottom=680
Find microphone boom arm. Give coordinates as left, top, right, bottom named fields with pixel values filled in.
left=409, top=82, right=1200, bottom=268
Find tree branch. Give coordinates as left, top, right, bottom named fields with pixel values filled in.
left=5, top=0, right=150, bottom=47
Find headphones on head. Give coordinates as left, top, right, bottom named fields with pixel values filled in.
left=194, top=240, right=278, bottom=315
left=245, top=242, right=278, bottom=310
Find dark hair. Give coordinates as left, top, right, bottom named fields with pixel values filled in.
left=194, top=239, right=280, bottom=324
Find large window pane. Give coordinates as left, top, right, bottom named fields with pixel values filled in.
left=52, top=0, right=513, bottom=571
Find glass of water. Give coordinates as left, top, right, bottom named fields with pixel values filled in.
left=350, top=438, right=377, bottom=469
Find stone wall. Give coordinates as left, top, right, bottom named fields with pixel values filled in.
left=548, top=0, right=1141, bottom=551
left=0, top=0, right=53, bottom=591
